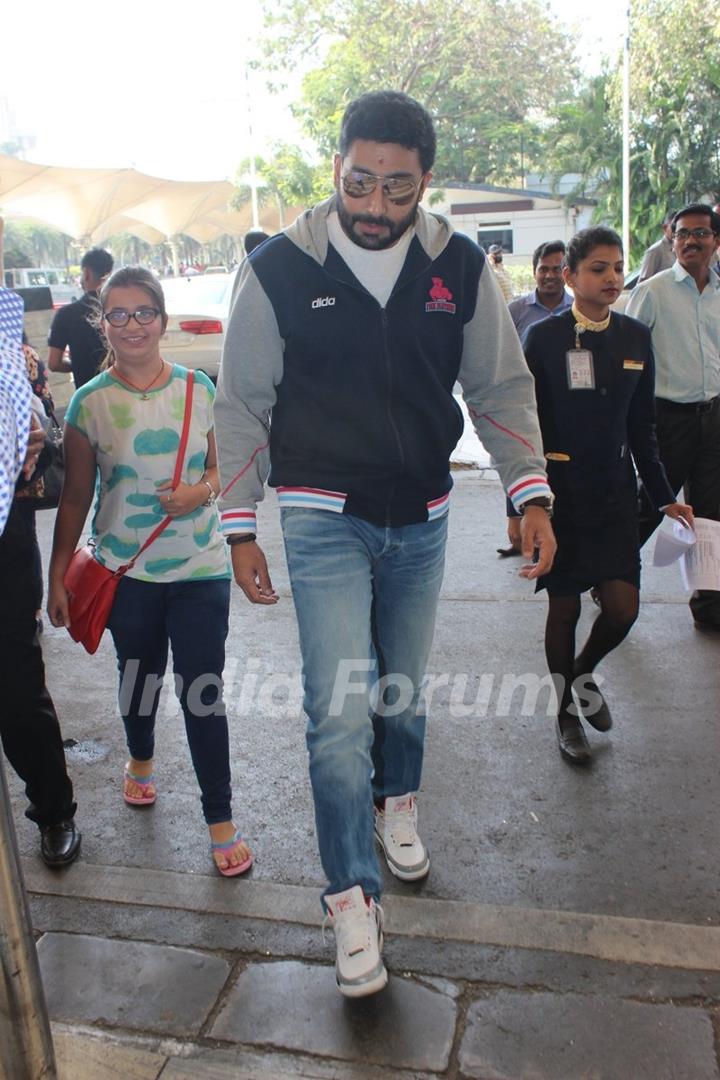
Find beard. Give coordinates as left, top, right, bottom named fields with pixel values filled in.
left=336, top=190, right=419, bottom=250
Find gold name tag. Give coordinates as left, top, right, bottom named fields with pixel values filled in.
left=546, top=452, right=571, bottom=462
left=624, top=359, right=644, bottom=371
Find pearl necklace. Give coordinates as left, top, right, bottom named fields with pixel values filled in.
left=111, top=359, right=166, bottom=400
left=572, top=302, right=611, bottom=348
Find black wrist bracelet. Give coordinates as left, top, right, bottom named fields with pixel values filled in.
left=227, top=533, right=257, bottom=546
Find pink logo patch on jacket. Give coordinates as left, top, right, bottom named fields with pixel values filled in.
left=426, top=277, right=456, bottom=313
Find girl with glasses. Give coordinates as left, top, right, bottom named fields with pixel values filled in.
left=520, top=228, right=693, bottom=765
left=48, top=266, right=251, bottom=876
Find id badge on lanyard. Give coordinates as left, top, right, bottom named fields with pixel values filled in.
left=566, top=349, right=595, bottom=390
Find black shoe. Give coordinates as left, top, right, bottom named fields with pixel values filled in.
left=556, top=717, right=592, bottom=766
left=572, top=670, right=613, bottom=732
left=40, top=820, right=81, bottom=867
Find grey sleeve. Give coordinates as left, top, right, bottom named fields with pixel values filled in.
left=458, top=266, right=551, bottom=510
left=637, top=246, right=661, bottom=284
left=213, top=263, right=285, bottom=534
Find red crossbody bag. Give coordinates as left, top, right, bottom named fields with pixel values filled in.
left=64, top=371, right=195, bottom=654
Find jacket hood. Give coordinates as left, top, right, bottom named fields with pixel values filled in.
left=284, top=193, right=455, bottom=266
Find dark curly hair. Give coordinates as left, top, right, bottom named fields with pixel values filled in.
left=339, top=91, right=436, bottom=173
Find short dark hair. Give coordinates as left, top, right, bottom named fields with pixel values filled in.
left=244, top=230, right=270, bottom=255
left=532, top=240, right=566, bottom=272
left=566, top=227, right=623, bottom=272
left=672, top=203, right=720, bottom=234
left=81, top=247, right=114, bottom=280
left=339, top=91, right=436, bottom=173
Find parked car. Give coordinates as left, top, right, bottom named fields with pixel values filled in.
left=4, top=267, right=79, bottom=307
left=161, top=272, right=236, bottom=379
left=204, top=265, right=228, bottom=275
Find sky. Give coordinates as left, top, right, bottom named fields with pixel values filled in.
left=1, top=0, right=628, bottom=185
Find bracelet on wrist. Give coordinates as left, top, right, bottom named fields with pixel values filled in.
left=202, top=479, right=217, bottom=506
left=227, top=533, right=257, bottom=546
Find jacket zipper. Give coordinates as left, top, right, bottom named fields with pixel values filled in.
left=381, top=308, right=406, bottom=524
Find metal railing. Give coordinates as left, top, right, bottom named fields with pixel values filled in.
left=0, top=753, right=57, bottom=1079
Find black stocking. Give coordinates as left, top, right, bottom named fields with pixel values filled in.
left=575, top=580, right=639, bottom=675
left=545, top=594, right=581, bottom=727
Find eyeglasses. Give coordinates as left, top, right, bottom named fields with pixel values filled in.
left=673, top=228, right=716, bottom=241
left=341, top=169, right=421, bottom=205
left=104, top=307, right=161, bottom=327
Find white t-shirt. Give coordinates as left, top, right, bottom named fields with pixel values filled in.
left=327, top=211, right=414, bottom=308
left=66, top=365, right=230, bottom=582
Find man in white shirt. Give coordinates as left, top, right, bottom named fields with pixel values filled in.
left=627, top=203, right=720, bottom=628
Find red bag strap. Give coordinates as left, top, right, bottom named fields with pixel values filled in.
left=121, top=371, right=195, bottom=573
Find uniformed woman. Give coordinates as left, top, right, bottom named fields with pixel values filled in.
left=522, top=227, right=693, bottom=765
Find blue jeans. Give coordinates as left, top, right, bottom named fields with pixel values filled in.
left=107, top=576, right=232, bottom=825
left=281, top=508, right=448, bottom=903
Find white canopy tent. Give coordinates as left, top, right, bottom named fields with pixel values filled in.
left=0, top=154, right=303, bottom=269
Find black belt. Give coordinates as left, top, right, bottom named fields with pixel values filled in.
left=656, top=396, right=719, bottom=414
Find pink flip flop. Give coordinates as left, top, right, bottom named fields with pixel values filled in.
left=123, top=766, right=157, bottom=806
left=211, top=831, right=253, bottom=877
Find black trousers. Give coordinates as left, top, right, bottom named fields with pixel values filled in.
left=0, top=503, right=75, bottom=826
left=638, top=396, right=720, bottom=623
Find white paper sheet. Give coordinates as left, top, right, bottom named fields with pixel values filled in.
left=652, top=519, right=697, bottom=567
left=678, top=518, right=720, bottom=591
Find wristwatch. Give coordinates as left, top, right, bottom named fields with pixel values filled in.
left=520, top=495, right=554, bottom=517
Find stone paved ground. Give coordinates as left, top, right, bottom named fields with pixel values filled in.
left=3, top=474, right=720, bottom=1078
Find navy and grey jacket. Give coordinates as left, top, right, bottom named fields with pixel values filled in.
left=214, top=195, right=551, bottom=534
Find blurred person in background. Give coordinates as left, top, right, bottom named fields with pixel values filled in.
left=487, top=243, right=514, bottom=301
left=0, top=286, right=81, bottom=866
left=500, top=240, right=572, bottom=556
left=637, top=211, right=675, bottom=284
left=48, top=247, right=114, bottom=388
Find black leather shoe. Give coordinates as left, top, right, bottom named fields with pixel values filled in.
left=40, top=820, right=81, bottom=867
left=578, top=678, right=612, bottom=731
left=556, top=718, right=592, bottom=766
left=572, top=668, right=613, bottom=732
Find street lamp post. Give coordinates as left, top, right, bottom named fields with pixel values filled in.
left=0, top=754, right=57, bottom=1079
left=622, top=5, right=631, bottom=261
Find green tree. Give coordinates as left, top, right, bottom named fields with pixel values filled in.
left=540, top=0, right=720, bottom=262
left=2, top=220, right=71, bottom=267
left=232, top=142, right=327, bottom=225
left=260, top=0, right=578, bottom=184
left=621, top=0, right=720, bottom=241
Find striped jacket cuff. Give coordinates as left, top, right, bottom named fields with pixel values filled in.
left=507, top=475, right=552, bottom=513
left=219, top=508, right=258, bottom=536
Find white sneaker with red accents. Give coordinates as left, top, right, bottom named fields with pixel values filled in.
left=324, top=885, right=387, bottom=998
left=374, top=794, right=430, bottom=881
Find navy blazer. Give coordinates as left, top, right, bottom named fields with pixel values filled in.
left=521, top=309, right=674, bottom=524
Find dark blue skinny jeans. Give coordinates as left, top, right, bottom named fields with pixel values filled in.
left=107, top=575, right=232, bottom=824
